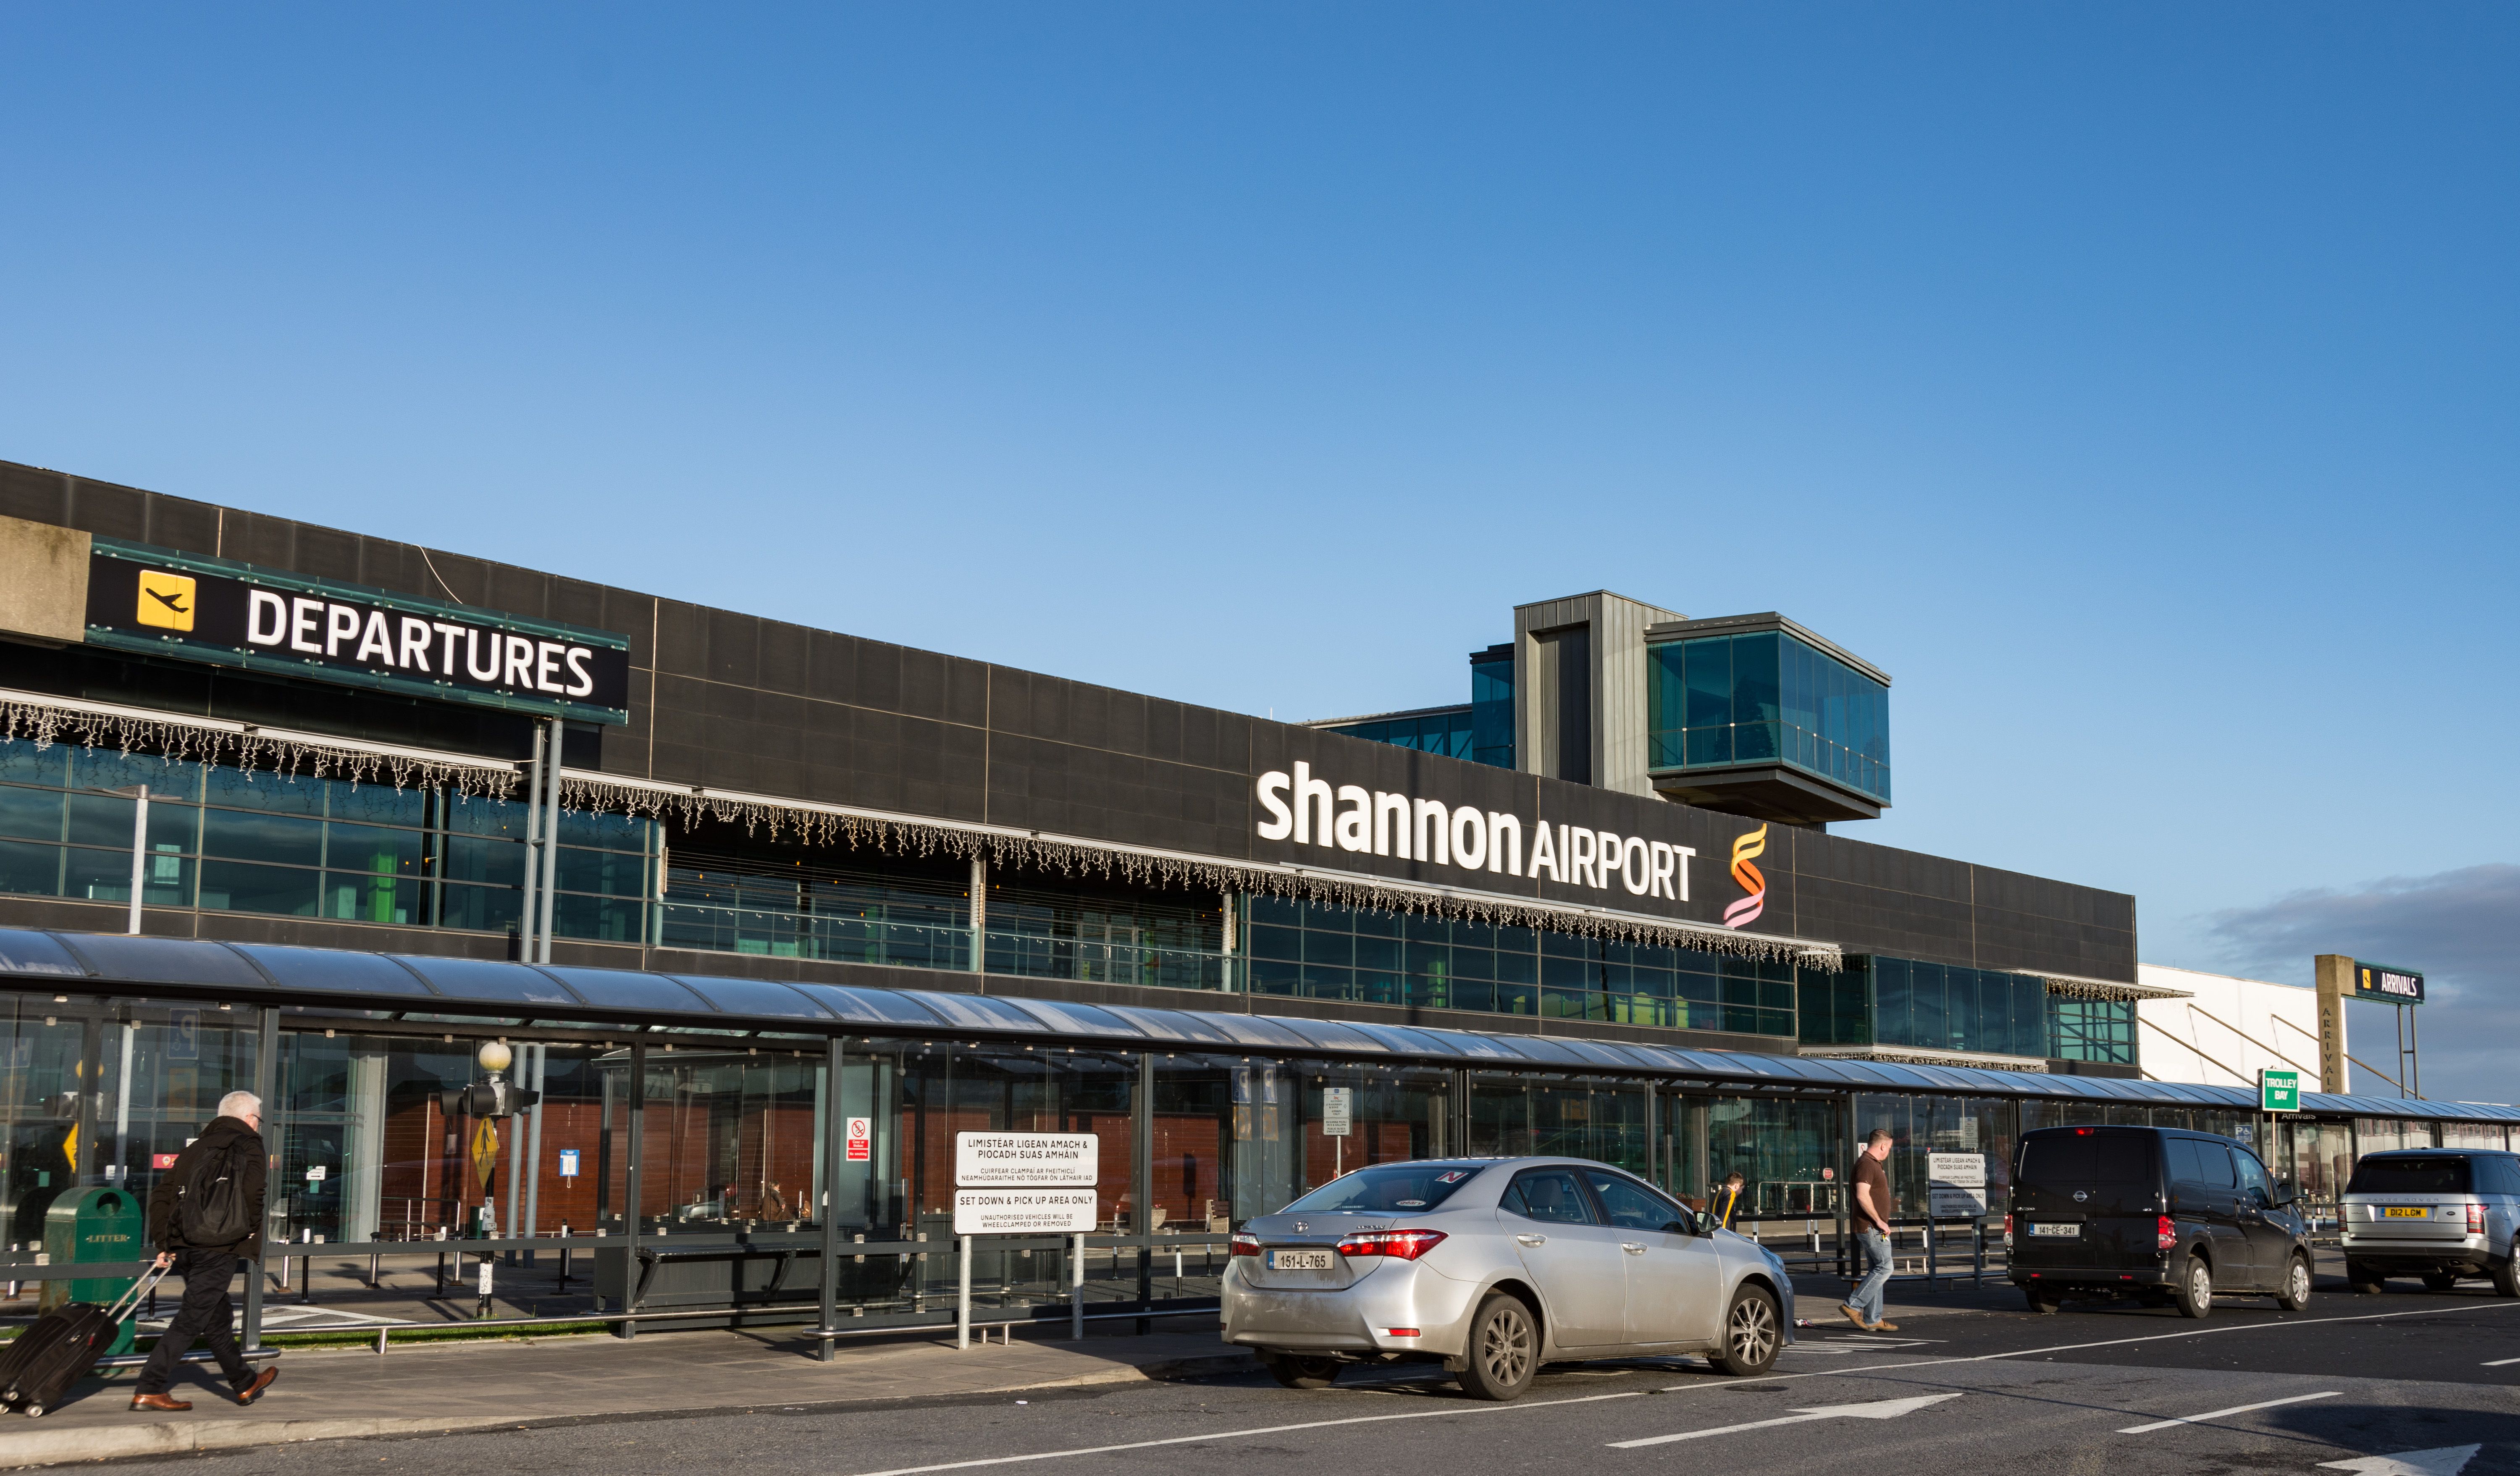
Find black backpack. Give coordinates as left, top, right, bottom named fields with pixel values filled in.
left=176, top=1142, right=253, bottom=1248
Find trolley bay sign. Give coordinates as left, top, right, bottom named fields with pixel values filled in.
left=953, top=1131, right=1100, bottom=1234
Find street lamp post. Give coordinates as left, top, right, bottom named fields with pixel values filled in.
left=82, top=783, right=151, bottom=935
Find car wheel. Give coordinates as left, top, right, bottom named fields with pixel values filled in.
left=1712, top=1284, right=1782, bottom=1377
left=2276, top=1254, right=2312, bottom=1311
left=2023, top=1286, right=2061, bottom=1315
left=2423, top=1272, right=2460, bottom=1292
left=1454, top=1294, right=1539, bottom=1402
left=1260, top=1353, right=1342, bottom=1389
left=2175, top=1256, right=2213, bottom=1320
left=2347, top=1261, right=2386, bottom=1295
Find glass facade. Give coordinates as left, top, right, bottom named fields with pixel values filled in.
left=1314, top=707, right=1476, bottom=761
left=1646, top=630, right=1890, bottom=804
left=0, top=738, right=656, bottom=942
left=1244, top=896, right=1798, bottom=1037
left=1314, top=648, right=1515, bottom=772
left=1800, top=955, right=2140, bottom=1066
left=1, top=993, right=260, bottom=1253
left=1469, top=646, right=1515, bottom=770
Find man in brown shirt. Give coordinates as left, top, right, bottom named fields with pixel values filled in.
left=1843, top=1128, right=1899, bottom=1332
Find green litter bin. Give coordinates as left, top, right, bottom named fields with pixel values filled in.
left=41, top=1187, right=148, bottom=1356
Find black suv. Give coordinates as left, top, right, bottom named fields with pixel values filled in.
left=2009, top=1124, right=2313, bottom=1317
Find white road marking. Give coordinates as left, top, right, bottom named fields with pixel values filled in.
left=1608, top=1392, right=1963, bottom=1447
left=1655, top=1299, right=2520, bottom=1394
left=842, top=1389, right=1648, bottom=1476
left=2318, top=1445, right=2481, bottom=1476
left=2478, top=1357, right=2520, bottom=1367
left=2117, top=1390, right=2341, bottom=1434
left=842, top=1298, right=2520, bottom=1476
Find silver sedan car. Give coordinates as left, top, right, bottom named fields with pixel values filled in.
left=1222, top=1157, right=1796, bottom=1401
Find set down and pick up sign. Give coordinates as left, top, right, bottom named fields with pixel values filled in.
left=952, top=1132, right=1100, bottom=1235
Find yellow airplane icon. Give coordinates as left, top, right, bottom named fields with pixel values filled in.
left=136, top=571, right=196, bottom=632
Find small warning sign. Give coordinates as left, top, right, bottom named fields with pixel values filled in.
left=846, top=1116, right=872, bottom=1163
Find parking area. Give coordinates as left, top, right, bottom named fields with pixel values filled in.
left=118, top=1268, right=2520, bottom=1476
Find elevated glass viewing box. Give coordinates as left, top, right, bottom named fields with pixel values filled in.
left=1645, top=613, right=1890, bottom=826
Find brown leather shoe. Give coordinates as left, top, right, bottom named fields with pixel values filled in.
left=130, top=1393, right=193, bottom=1412
left=234, top=1366, right=279, bottom=1406
left=1870, top=1319, right=1901, bottom=1332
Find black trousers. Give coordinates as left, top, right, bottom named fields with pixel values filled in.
left=134, top=1250, right=253, bottom=1395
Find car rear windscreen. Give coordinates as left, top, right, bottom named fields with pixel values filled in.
left=1283, top=1163, right=1488, bottom=1214
left=2347, top=1157, right=2471, bottom=1195
left=2019, top=1134, right=2153, bottom=1212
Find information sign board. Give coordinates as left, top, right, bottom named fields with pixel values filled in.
left=1321, top=1088, right=1353, bottom=1138
left=1927, top=1152, right=1986, bottom=1218
left=952, top=1190, right=1099, bottom=1235
left=2260, top=1068, right=2301, bottom=1113
left=955, top=1132, right=1098, bottom=1188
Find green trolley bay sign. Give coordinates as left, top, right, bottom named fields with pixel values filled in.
left=2260, top=1068, right=2301, bottom=1113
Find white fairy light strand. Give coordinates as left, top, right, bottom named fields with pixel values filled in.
left=557, top=772, right=1839, bottom=968
left=0, top=697, right=521, bottom=797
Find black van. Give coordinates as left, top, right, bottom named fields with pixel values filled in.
left=2009, top=1125, right=2313, bottom=1317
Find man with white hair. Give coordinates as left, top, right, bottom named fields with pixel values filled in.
left=132, top=1090, right=277, bottom=1411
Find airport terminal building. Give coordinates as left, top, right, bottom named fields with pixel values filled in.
left=0, top=457, right=2503, bottom=1335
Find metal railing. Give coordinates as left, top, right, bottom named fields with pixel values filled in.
left=0, top=1228, right=1237, bottom=1359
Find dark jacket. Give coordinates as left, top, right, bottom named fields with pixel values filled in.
left=145, top=1115, right=266, bottom=1262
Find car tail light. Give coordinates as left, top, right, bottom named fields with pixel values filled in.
left=1230, top=1232, right=1260, bottom=1258
left=2157, top=1216, right=2177, bottom=1251
left=1336, top=1229, right=1447, bottom=1260
left=1383, top=1328, right=1421, bottom=1338
left=2470, top=1205, right=2486, bottom=1234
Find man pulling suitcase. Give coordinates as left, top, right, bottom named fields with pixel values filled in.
left=131, top=1091, right=279, bottom=1413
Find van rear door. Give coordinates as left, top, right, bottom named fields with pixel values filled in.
left=2013, top=1129, right=2159, bottom=1274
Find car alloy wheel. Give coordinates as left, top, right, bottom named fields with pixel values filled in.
left=1713, top=1286, right=1782, bottom=1376
left=2278, top=1255, right=2311, bottom=1312
left=1456, top=1294, right=1538, bottom=1402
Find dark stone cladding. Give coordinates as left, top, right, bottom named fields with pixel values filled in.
left=0, top=458, right=2137, bottom=985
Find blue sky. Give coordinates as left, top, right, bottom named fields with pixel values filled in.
left=4, top=5, right=2512, bottom=1095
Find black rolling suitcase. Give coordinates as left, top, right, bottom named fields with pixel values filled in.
left=0, top=1263, right=170, bottom=1418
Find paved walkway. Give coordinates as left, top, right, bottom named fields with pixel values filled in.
left=0, top=1317, right=1249, bottom=1468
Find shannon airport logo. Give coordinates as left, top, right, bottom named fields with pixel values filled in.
left=1722, top=824, right=1768, bottom=930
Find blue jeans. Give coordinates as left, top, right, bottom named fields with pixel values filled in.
left=1847, top=1228, right=1892, bottom=1323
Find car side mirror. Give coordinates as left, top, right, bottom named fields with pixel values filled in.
left=1691, top=1210, right=1718, bottom=1236
left=2270, top=1180, right=2297, bottom=1207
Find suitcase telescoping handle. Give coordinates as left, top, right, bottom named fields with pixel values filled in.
left=105, top=1261, right=175, bottom=1324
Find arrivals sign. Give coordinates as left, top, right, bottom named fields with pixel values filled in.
left=2353, top=961, right=2424, bottom=1006
left=82, top=538, right=632, bottom=725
